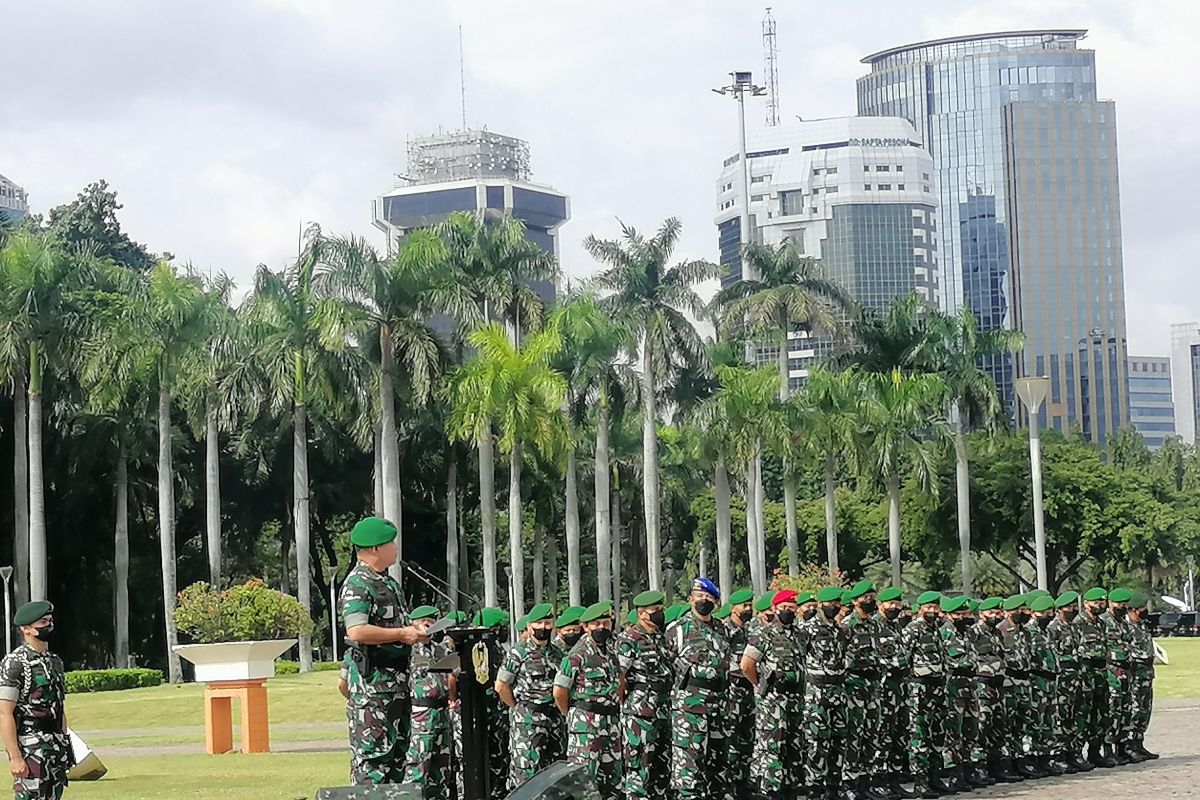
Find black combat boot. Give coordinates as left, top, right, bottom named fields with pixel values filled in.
left=927, top=770, right=954, bottom=795
left=1052, top=752, right=1077, bottom=774
left=989, top=757, right=1020, bottom=783
left=1123, top=741, right=1147, bottom=764
left=1014, top=757, right=1040, bottom=779
left=863, top=776, right=890, bottom=800
left=890, top=775, right=916, bottom=799
left=1044, top=755, right=1066, bottom=776
left=968, top=764, right=992, bottom=788
left=1089, top=741, right=1117, bottom=768
left=869, top=777, right=896, bottom=800
left=1072, top=748, right=1094, bottom=772
left=911, top=776, right=940, bottom=799
left=950, top=766, right=970, bottom=792
left=1136, top=738, right=1159, bottom=760
left=1112, top=742, right=1133, bottom=766
left=1030, top=756, right=1051, bottom=778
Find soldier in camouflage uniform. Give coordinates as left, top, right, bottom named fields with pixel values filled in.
left=722, top=588, right=757, bottom=799
left=1125, top=592, right=1158, bottom=762
left=747, top=593, right=775, bottom=642
left=1103, top=588, right=1135, bottom=765
left=741, top=589, right=806, bottom=798
left=901, top=590, right=947, bottom=800
left=967, top=596, right=1010, bottom=784
left=616, top=591, right=672, bottom=800
left=997, top=593, right=1039, bottom=779
left=472, top=607, right=512, bottom=799
left=667, top=578, right=730, bottom=800
left=797, top=586, right=851, bottom=800
left=938, top=595, right=979, bottom=793
left=554, top=601, right=623, bottom=800
left=555, top=607, right=586, bottom=652
left=873, top=586, right=910, bottom=797
left=404, top=605, right=454, bottom=799
left=1027, top=594, right=1062, bottom=776
left=841, top=580, right=885, bottom=799
left=0, top=601, right=73, bottom=800
left=1047, top=591, right=1088, bottom=773
left=340, top=517, right=430, bottom=785
left=1075, top=587, right=1116, bottom=767
left=497, top=602, right=564, bottom=789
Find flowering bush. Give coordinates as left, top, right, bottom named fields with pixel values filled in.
left=769, top=564, right=848, bottom=595
left=176, top=579, right=314, bottom=644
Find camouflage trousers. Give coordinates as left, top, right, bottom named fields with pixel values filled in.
left=1028, top=674, right=1057, bottom=757
left=349, top=691, right=411, bottom=784
left=404, top=704, right=454, bottom=799
left=486, top=698, right=510, bottom=800
left=669, top=687, right=729, bottom=800
left=803, top=679, right=848, bottom=791
left=905, top=678, right=946, bottom=778
left=566, top=706, right=621, bottom=800
left=451, top=707, right=463, bottom=800
left=1079, top=668, right=1113, bottom=745
left=1105, top=665, right=1132, bottom=745
left=970, top=676, right=1004, bottom=765
left=1054, top=667, right=1084, bottom=755
left=875, top=673, right=907, bottom=777
left=843, top=673, right=880, bottom=780
left=752, top=685, right=806, bottom=794
left=940, top=675, right=977, bottom=769
left=13, top=733, right=72, bottom=800
left=1000, top=676, right=1032, bottom=760
left=1129, top=663, right=1154, bottom=739
left=620, top=712, right=670, bottom=799
left=724, top=681, right=756, bottom=795
left=509, top=705, right=565, bottom=789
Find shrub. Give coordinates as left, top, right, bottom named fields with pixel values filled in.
left=66, top=668, right=163, bottom=694
left=274, top=660, right=342, bottom=675
left=176, top=579, right=315, bottom=644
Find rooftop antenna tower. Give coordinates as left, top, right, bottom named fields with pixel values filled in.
left=458, top=25, right=468, bottom=129
left=762, top=8, right=780, bottom=126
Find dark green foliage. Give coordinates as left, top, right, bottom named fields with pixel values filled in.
left=65, top=668, right=163, bottom=693
left=175, top=579, right=315, bottom=643
left=273, top=660, right=341, bottom=675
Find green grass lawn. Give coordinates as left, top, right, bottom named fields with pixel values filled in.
left=1153, top=636, right=1200, bottom=699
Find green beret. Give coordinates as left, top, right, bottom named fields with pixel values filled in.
left=1002, top=595, right=1026, bottom=612
left=627, top=609, right=638, bottom=625
left=911, top=602, right=920, bottom=613
left=472, top=607, right=509, bottom=629
left=940, top=595, right=967, bottom=613
left=665, top=603, right=689, bottom=624
left=816, top=586, right=843, bottom=604
left=728, top=588, right=755, bottom=606
left=445, top=610, right=467, bottom=624
left=916, top=590, right=942, bottom=606
left=556, top=606, right=586, bottom=627
left=966, top=598, right=979, bottom=613
left=978, top=597, right=1003, bottom=611
left=1029, top=595, right=1055, bottom=612
left=1083, top=587, right=1107, bottom=602
left=1108, top=587, right=1133, bottom=603
left=1130, top=591, right=1149, bottom=608
left=877, top=587, right=903, bottom=603
left=515, top=615, right=528, bottom=632
left=753, top=593, right=774, bottom=613
left=12, top=600, right=53, bottom=627
left=581, top=601, right=614, bottom=623
left=410, top=604, right=439, bottom=621
left=795, top=591, right=815, bottom=605
left=633, top=591, right=665, bottom=608
left=840, top=589, right=853, bottom=604
left=526, top=602, right=554, bottom=623
left=849, top=579, right=875, bottom=600
left=1027, top=589, right=1052, bottom=598
left=714, top=604, right=731, bottom=620
left=1055, top=591, right=1080, bottom=608
left=350, top=516, right=398, bottom=548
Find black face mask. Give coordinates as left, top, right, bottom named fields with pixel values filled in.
left=822, top=605, right=840, bottom=620
left=694, top=599, right=715, bottom=617
left=1089, top=603, right=1107, bottom=616
left=953, top=617, right=972, bottom=632
left=922, top=612, right=939, bottom=625
left=858, top=599, right=878, bottom=615
left=1062, top=610, right=1078, bottom=622
left=33, top=624, right=53, bottom=643
left=983, top=616, right=1000, bottom=628
left=532, top=628, right=552, bottom=642
left=648, top=610, right=666, bottom=631
left=802, top=607, right=817, bottom=621
left=562, top=632, right=583, bottom=648
left=1111, top=606, right=1127, bottom=620
left=590, top=628, right=612, bottom=645
left=1012, top=612, right=1030, bottom=625
left=738, top=610, right=753, bottom=623
left=777, top=610, right=796, bottom=626
left=882, top=607, right=901, bottom=621
left=1036, top=614, right=1052, bottom=629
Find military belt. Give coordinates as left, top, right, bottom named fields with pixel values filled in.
left=983, top=676, right=1005, bottom=688
left=685, top=677, right=726, bottom=692
left=807, top=673, right=843, bottom=686
left=411, top=698, right=448, bottom=709
left=850, top=668, right=880, bottom=679
left=914, top=674, right=944, bottom=684
left=519, top=702, right=558, bottom=716
left=951, top=667, right=974, bottom=677
left=628, top=679, right=670, bottom=693
left=1007, top=669, right=1030, bottom=678
left=1083, top=658, right=1107, bottom=668
left=18, top=717, right=60, bottom=735
left=575, top=701, right=618, bottom=716
left=768, top=679, right=805, bottom=693
left=1033, top=669, right=1056, bottom=679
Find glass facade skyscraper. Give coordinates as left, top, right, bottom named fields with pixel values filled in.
left=1127, top=356, right=1175, bottom=449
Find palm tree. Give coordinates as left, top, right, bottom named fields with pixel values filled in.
left=448, top=323, right=566, bottom=618
left=855, top=368, right=950, bottom=586
left=844, top=291, right=935, bottom=374
left=242, top=226, right=367, bottom=671
left=716, top=241, right=852, bottom=574
left=925, top=309, right=1024, bottom=594
left=586, top=218, right=719, bottom=590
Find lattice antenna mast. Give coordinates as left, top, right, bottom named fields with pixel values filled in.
left=458, top=25, right=468, bottom=130
left=762, top=8, right=780, bottom=126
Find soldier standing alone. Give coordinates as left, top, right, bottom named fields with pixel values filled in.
left=0, top=601, right=73, bottom=800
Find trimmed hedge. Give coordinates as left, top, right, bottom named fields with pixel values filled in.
left=66, top=668, right=164, bottom=694
left=274, top=660, right=342, bottom=675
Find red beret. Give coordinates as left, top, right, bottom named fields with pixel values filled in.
left=773, top=589, right=798, bottom=606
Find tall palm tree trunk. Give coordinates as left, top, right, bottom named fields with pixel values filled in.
left=205, top=409, right=221, bottom=586
left=754, top=443, right=766, bottom=577
left=27, top=344, right=46, bottom=601
left=372, top=422, right=384, bottom=515
left=592, top=405, right=610, bottom=602
left=954, top=402, right=973, bottom=594
left=824, top=453, right=839, bottom=573
left=479, top=431, right=497, bottom=606
left=379, top=331, right=403, bottom=584
left=532, top=526, right=544, bottom=601
left=115, top=447, right=130, bottom=668
left=698, top=543, right=708, bottom=577
left=158, top=388, right=182, bottom=683
left=508, top=443, right=525, bottom=619
left=744, top=467, right=762, bottom=593
left=565, top=421, right=582, bottom=606
left=294, top=400, right=313, bottom=672
left=641, top=343, right=662, bottom=590
left=446, top=456, right=459, bottom=610
left=546, top=527, right=559, bottom=604
left=778, top=322, right=798, bottom=576
left=714, top=457, right=733, bottom=599
left=611, top=467, right=622, bottom=607
left=12, top=376, right=29, bottom=605
left=887, top=471, right=902, bottom=588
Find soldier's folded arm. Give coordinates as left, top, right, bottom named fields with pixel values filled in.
left=552, top=664, right=572, bottom=715
left=495, top=668, right=517, bottom=708
left=741, top=644, right=762, bottom=687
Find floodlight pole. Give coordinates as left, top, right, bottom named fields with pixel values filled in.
left=1016, top=377, right=1052, bottom=590
left=713, top=71, right=767, bottom=282
left=0, top=567, right=12, bottom=654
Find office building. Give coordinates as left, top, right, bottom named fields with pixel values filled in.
left=0, top=173, right=28, bottom=223
left=1127, top=356, right=1175, bottom=449
left=1170, top=323, right=1200, bottom=444
left=372, top=130, right=570, bottom=304
left=714, top=117, right=938, bottom=384
left=857, top=30, right=1130, bottom=446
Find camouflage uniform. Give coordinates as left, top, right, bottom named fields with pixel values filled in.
left=555, top=635, right=622, bottom=799
left=723, top=618, right=756, bottom=797
left=842, top=610, right=883, bottom=784
left=404, top=641, right=454, bottom=799
left=1126, top=617, right=1155, bottom=744
left=743, top=619, right=806, bottom=795
left=875, top=613, right=910, bottom=783
left=901, top=617, right=947, bottom=783
left=667, top=613, right=731, bottom=800
left=965, top=621, right=1006, bottom=770
left=1047, top=615, right=1083, bottom=758
left=0, top=645, right=73, bottom=800
left=1026, top=620, right=1059, bottom=759
left=498, top=637, right=565, bottom=789
left=939, top=622, right=978, bottom=773
left=797, top=614, right=851, bottom=796
left=1102, top=612, right=1133, bottom=747
left=998, top=619, right=1034, bottom=764
left=340, top=561, right=412, bottom=785
left=616, top=624, right=672, bottom=799
left=1073, top=609, right=1112, bottom=751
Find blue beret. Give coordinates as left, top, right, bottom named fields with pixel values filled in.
left=692, top=577, right=720, bottom=601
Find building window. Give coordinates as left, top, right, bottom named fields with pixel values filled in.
left=922, top=185, right=930, bottom=192
left=897, top=184, right=906, bottom=190
left=751, top=194, right=765, bottom=202
left=864, top=165, right=871, bottom=172
left=922, top=172, right=930, bottom=180
left=826, top=167, right=838, bottom=175
left=810, top=207, right=818, bottom=214
left=812, top=168, right=822, bottom=176
left=876, top=165, right=890, bottom=172
left=826, top=186, right=839, bottom=193
left=751, top=175, right=767, bottom=184
left=895, top=165, right=903, bottom=172
left=878, top=184, right=892, bottom=190
left=864, top=184, right=872, bottom=191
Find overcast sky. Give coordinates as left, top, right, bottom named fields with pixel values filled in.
left=2, top=0, right=1197, bottom=354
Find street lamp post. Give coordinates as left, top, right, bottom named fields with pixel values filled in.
left=1016, top=376, right=1052, bottom=590
left=0, top=566, right=13, bottom=654
left=713, top=71, right=767, bottom=281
